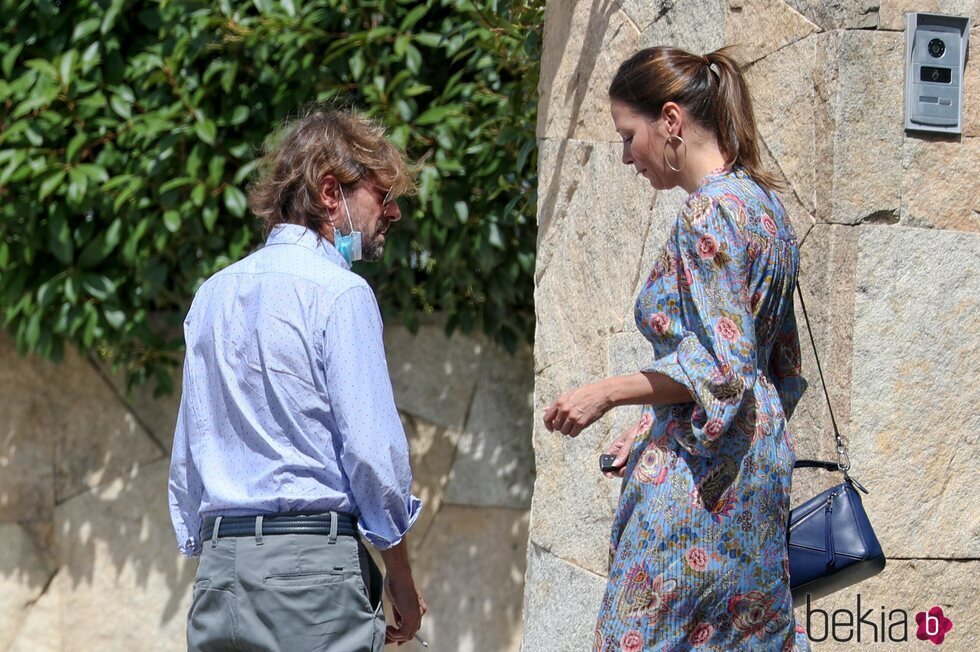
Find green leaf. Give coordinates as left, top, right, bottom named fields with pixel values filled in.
left=163, top=210, right=181, bottom=232
left=281, top=0, right=296, bottom=17
left=454, top=200, right=469, bottom=223
left=59, top=50, right=77, bottom=87
left=202, top=205, right=218, bottom=231
left=110, top=94, right=131, bottom=119
left=39, top=170, right=66, bottom=200
left=416, top=105, right=456, bottom=126
left=80, top=42, right=100, bottom=73
left=191, top=183, right=206, bottom=207
left=160, top=176, right=195, bottom=193
left=401, top=5, right=429, bottom=31
left=195, top=119, right=217, bottom=145
left=66, top=133, right=87, bottom=161
left=71, top=18, right=101, bottom=42
left=80, top=273, right=115, bottom=300
left=47, top=212, right=74, bottom=264
left=67, top=167, right=88, bottom=204
left=223, top=186, right=247, bottom=217
left=101, top=0, right=124, bottom=34
left=25, top=59, right=58, bottom=79
left=104, top=308, right=125, bottom=329
left=230, top=105, right=250, bottom=125
left=2, top=43, right=23, bottom=79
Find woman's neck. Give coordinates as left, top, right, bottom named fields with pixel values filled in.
left=677, top=142, right=729, bottom=193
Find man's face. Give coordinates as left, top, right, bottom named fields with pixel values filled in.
left=342, top=179, right=401, bottom=262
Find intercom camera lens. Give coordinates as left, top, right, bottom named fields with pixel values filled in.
left=928, top=38, right=946, bottom=58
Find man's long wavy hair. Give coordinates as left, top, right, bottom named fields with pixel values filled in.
left=247, top=107, right=417, bottom=236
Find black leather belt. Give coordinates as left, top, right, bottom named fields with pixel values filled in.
left=201, top=512, right=358, bottom=541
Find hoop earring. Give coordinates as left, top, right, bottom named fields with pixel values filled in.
left=663, top=134, right=687, bottom=173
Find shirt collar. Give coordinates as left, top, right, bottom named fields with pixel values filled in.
left=264, top=223, right=350, bottom=270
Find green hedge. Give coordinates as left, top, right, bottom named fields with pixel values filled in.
left=0, top=0, right=541, bottom=393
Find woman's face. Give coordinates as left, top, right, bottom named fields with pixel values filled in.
left=610, top=99, right=673, bottom=189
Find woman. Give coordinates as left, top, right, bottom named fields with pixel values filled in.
left=542, top=47, right=811, bottom=651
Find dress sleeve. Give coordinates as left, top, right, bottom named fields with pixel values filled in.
left=769, top=299, right=807, bottom=420
left=324, top=284, right=422, bottom=550
left=645, top=197, right=756, bottom=456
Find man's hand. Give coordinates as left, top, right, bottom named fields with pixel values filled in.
left=383, top=572, right=427, bottom=645
left=379, top=539, right=426, bottom=645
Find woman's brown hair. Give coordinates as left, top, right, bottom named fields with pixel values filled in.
left=608, top=46, right=781, bottom=191
left=247, top=107, right=417, bottom=236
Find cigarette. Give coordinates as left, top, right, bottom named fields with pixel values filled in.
left=414, top=633, right=429, bottom=647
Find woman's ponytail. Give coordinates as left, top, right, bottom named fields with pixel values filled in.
left=704, top=48, right=781, bottom=190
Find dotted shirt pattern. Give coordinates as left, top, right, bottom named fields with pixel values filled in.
left=168, top=223, right=421, bottom=557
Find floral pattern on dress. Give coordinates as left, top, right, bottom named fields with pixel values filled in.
left=594, top=168, right=810, bottom=651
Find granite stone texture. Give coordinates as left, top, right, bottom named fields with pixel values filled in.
left=747, top=36, right=818, bottom=217
left=964, top=28, right=980, bottom=137
left=783, top=0, right=879, bottom=29
left=444, top=343, right=536, bottom=509
left=401, top=413, right=461, bottom=557
left=725, top=0, right=819, bottom=64
left=521, top=545, right=608, bottom=652
left=0, top=338, right=55, bottom=522
left=530, top=351, right=622, bottom=577
left=638, top=0, right=727, bottom=52
left=537, top=0, right=640, bottom=142
left=24, top=460, right=195, bottom=651
left=384, top=321, right=485, bottom=430
left=535, top=140, right=658, bottom=373
left=0, top=524, right=55, bottom=650
left=815, top=30, right=905, bottom=226
left=901, top=136, right=980, bottom=232
left=412, top=505, right=530, bottom=652
left=45, top=346, right=165, bottom=503
left=849, top=226, right=980, bottom=558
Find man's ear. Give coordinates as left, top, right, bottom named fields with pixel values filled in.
left=319, top=174, right=342, bottom=222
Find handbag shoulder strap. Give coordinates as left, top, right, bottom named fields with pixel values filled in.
left=794, top=279, right=851, bottom=473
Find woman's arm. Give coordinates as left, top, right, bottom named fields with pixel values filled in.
left=542, top=372, right=692, bottom=437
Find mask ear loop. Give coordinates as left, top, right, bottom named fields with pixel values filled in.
left=338, top=186, right=356, bottom=234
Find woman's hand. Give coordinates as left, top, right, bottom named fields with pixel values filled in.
left=543, top=381, right=613, bottom=437
left=603, top=427, right=638, bottom=478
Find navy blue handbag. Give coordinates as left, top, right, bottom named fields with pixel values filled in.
left=787, top=284, right=886, bottom=607
left=788, top=460, right=886, bottom=606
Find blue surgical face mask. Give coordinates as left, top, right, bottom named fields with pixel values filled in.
left=334, top=187, right=362, bottom=265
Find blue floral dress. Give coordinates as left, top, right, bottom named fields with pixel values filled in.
left=593, top=169, right=811, bottom=652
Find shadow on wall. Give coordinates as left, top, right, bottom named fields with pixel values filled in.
left=537, top=0, right=621, bottom=249
left=0, top=333, right=194, bottom=649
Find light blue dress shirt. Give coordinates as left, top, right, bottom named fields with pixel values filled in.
left=168, top=223, right=421, bottom=557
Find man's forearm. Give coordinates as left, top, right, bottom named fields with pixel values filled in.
left=379, top=538, right=414, bottom=579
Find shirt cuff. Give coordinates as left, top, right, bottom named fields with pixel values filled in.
left=357, top=496, right=423, bottom=550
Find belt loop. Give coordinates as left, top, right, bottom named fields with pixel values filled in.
left=255, top=515, right=264, bottom=546
left=211, top=516, right=223, bottom=549
left=328, top=511, right=338, bottom=544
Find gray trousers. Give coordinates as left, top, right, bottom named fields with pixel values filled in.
left=188, top=526, right=386, bottom=651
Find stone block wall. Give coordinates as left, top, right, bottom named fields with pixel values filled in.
left=526, top=0, right=979, bottom=649
left=0, top=321, right=533, bottom=651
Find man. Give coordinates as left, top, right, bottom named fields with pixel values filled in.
left=168, top=108, right=425, bottom=651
